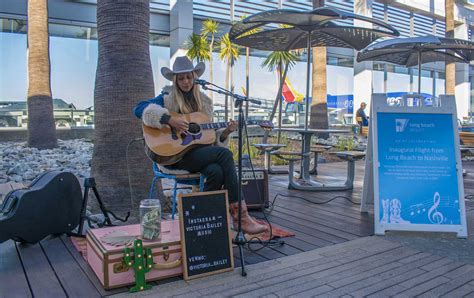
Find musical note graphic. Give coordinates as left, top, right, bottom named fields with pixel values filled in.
left=409, top=203, right=426, bottom=216
left=428, top=192, right=444, bottom=224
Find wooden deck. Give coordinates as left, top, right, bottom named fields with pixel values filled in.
left=1, top=160, right=474, bottom=297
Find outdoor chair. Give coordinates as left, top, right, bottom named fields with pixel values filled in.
left=356, top=116, right=369, bottom=136
left=460, top=132, right=474, bottom=146
left=272, top=150, right=310, bottom=181
left=149, top=163, right=204, bottom=219
left=333, top=151, right=366, bottom=189
left=309, top=145, right=332, bottom=175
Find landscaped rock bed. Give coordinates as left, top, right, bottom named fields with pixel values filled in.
left=0, top=139, right=93, bottom=184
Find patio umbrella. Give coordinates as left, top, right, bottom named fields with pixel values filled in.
left=229, top=6, right=399, bottom=130
left=357, top=35, right=474, bottom=94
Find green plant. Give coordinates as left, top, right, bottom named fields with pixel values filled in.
left=346, top=138, right=354, bottom=151
left=228, top=137, right=260, bottom=162
left=270, top=134, right=290, bottom=166
left=335, top=137, right=354, bottom=151
left=185, top=33, right=210, bottom=63
left=335, top=138, right=345, bottom=151
left=201, top=19, right=219, bottom=87
left=219, top=33, right=239, bottom=119
left=271, top=154, right=289, bottom=166
left=123, top=239, right=154, bottom=292
left=261, top=36, right=300, bottom=143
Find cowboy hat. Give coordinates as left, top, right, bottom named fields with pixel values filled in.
left=161, top=56, right=205, bottom=81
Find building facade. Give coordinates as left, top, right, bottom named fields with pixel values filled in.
left=0, top=0, right=473, bottom=126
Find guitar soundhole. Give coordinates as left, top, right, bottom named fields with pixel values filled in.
left=188, top=123, right=201, bottom=134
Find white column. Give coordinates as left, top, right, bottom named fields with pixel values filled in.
left=353, top=0, right=373, bottom=122
left=170, top=0, right=193, bottom=64
left=454, top=23, right=470, bottom=121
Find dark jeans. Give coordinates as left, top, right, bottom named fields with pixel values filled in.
left=170, top=145, right=238, bottom=203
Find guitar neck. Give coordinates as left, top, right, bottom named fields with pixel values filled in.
left=199, top=120, right=269, bottom=130
left=200, top=122, right=228, bottom=130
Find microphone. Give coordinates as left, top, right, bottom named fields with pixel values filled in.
left=193, top=79, right=209, bottom=86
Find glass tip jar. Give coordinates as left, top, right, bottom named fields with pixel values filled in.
left=139, top=199, right=161, bottom=241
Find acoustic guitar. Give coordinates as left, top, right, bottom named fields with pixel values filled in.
left=143, top=111, right=273, bottom=165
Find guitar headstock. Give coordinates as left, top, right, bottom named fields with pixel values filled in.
left=245, top=120, right=274, bottom=131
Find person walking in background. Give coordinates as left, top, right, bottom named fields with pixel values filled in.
left=356, top=102, right=369, bottom=127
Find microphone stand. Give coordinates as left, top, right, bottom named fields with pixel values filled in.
left=200, top=82, right=281, bottom=277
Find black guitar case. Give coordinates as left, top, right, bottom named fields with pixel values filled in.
left=0, top=171, right=83, bottom=244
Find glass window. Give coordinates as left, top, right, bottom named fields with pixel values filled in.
left=394, top=66, right=409, bottom=74
left=49, top=23, right=98, bottom=40
left=150, top=33, right=169, bottom=47
left=327, top=56, right=338, bottom=66
left=0, top=19, right=28, bottom=102
left=386, top=64, right=395, bottom=73
left=436, top=71, right=446, bottom=80
left=338, top=57, right=353, bottom=68
left=1, top=17, right=173, bottom=128
left=327, top=56, right=353, bottom=68
left=1, top=19, right=27, bottom=34
left=421, top=69, right=431, bottom=78
left=373, top=63, right=385, bottom=71
left=470, top=73, right=474, bottom=118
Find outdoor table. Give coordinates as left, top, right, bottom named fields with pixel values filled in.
left=276, top=128, right=349, bottom=191
left=252, top=143, right=287, bottom=174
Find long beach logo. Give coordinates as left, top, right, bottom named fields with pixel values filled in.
left=395, top=119, right=409, bottom=132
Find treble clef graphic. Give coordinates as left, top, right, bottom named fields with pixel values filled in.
left=428, top=192, right=444, bottom=224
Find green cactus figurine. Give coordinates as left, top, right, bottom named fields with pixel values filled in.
left=122, top=239, right=155, bottom=292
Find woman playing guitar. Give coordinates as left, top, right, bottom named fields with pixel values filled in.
left=134, top=56, right=268, bottom=235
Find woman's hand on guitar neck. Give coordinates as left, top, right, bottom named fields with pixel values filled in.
left=220, top=119, right=238, bottom=142
left=168, top=117, right=189, bottom=131
left=226, top=119, right=238, bottom=133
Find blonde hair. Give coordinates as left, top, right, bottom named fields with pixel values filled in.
left=172, top=72, right=203, bottom=114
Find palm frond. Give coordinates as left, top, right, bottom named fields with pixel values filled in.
left=185, top=33, right=211, bottom=62
left=201, top=19, right=219, bottom=37
left=219, top=33, right=239, bottom=64
left=261, top=51, right=298, bottom=71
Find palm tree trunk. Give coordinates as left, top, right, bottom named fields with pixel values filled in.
left=310, top=47, right=329, bottom=129
left=277, top=61, right=283, bottom=143
left=230, top=61, right=235, bottom=120
left=245, top=47, right=250, bottom=118
left=27, top=0, right=57, bottom=149
left=92, top=0, right=158, bottom=213
left=224, top=60, right=230, bottom=121
left=209, top=36, right=214, bottom=99
left=262, top=62, right=289, bottom=144
left=445, top=0, right=455, bottom=95
left=310, top=0, right=328, bottom=130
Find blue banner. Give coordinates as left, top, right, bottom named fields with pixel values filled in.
left=284, top=95, right=354, bottom=113
left=377, top=112, right=461, bottom=225
left=327, top=94, right=354, bottom=113
left=386, top=92, right=433, bottom=106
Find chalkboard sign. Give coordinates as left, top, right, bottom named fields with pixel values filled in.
left=178, top=190, right=234, bottom=280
